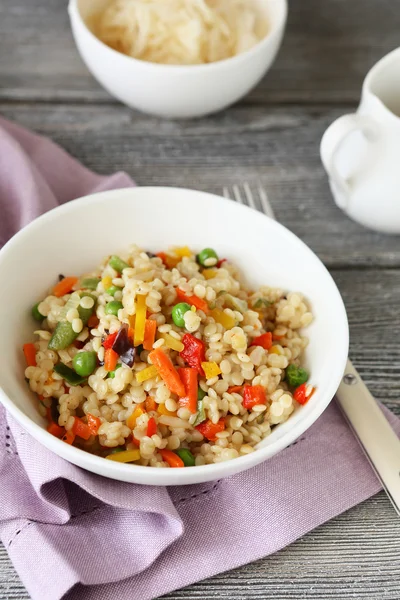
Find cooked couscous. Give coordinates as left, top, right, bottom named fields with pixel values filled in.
left=23, top=245, right=315, bottom=468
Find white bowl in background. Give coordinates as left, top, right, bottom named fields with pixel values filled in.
left=68, top=0, right=287, bottom=118
left=0, top=187, right=348, bottom=485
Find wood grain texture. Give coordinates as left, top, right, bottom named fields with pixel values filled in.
left=0, top=0, right=399, bottom=104
left=1, top=101, right=400, bottom=267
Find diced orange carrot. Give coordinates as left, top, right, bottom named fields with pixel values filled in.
left=160, top=449, right=185, bottom=468
left=176, top=288, right=209, bottom=314
left=87, top=414, right=101, bottom=435
left=104, top=348, right=118, bottom=372
left=149, top=348, right=186, bottom=397
left=147, top=416, right=157, bottom=437
left=72, top=417, right=92, bottom=440
left=62, top=430, right=76, bottom=445
left=145, top=397, right=157, bottom=412
left=88, top=314, right=99, bottom=328
left=47, top=422, right=65, bottom=438
left=178, top=367, right=198, bottom=413
left=143, top=319, right=157, bottom=351
left=53, top=276, right=78, bottom=298
left=227, top=386, right=243, bottom=394
left=23, top=343, right=36, bottom=367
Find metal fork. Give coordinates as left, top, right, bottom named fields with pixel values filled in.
left=223, top=181, right=400, bottom=517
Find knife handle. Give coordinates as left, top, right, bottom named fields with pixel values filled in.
left=336, top=359, right=400, bottom=516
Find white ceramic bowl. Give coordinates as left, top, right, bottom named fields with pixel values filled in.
left=0, top=187, right=348, bottom=485
left=68, top=0, right=287, bottom=118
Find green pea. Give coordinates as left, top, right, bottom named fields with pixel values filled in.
left=32, top=302, right=44, bottom=321
left=197, top=387, right=207, bottom=401
left=108, top=363, right=122, bottom=378
left=172, top=302, right=191, bottom=327
left=197, top=248, right=218, bottom=267
left=105, top=301, right=123, bottom=316
left=106, top=285, right=119, bottom=297
left=109, top=255, right=130, bottom=273
left=174, top=448, right=196, bottom=467
left=72, top=351, right=97, bottom=377
left=286, top=364, right=309, bottom=388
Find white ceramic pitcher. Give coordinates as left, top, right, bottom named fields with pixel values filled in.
left=320, top=48, right=400, bottom=233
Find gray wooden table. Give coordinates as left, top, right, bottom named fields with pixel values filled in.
left=1, top=1, right=400, bottom=598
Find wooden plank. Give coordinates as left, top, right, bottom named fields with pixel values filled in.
left=1, top=101, right=399, bottom=267
left=0, top=0, right=399, bottom=104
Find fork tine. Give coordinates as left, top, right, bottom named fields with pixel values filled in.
left=258, top=184, right=275, bottom=220
left=232, top=184, right=244, bottom=204
left=243, top=182, right=257, bottom=210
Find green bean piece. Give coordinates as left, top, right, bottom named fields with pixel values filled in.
left=32, top=302, right=44, bottom=321
left=109, top=255, right=130, bottom=273
left=54, top=363, right=87, bottom=386
left=48, top=293, right=96, bottom=350
left=174, top=448, right=196, bottom=467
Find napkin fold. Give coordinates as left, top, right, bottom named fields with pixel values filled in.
left=0, top=115, right=399, bottom=600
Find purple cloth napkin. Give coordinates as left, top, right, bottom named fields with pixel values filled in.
left=0, top=116, right=399, bottom=600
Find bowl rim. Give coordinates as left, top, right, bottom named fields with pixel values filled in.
left=0, top=186, right=349, bottom=485
left=68, top=0, right=288, bottom=73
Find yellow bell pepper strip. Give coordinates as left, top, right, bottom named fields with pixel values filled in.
left=145, top=397, right=157, bottom=412
left=156, top=252, right=180, bottom=269
left=136, top=365, right=158, bottom=383
left=126, top=404, right=146, bottom=429
left=148, top=348, right=186, bottom=397
left=210, top=307, right=235, bottom=330
left=134, top=294, right=147, bottom=346
left=173, top=246, right=192, bottom=258
left=23, top=343, right=36, bottom=367
left=101, top=276, right=113, bottom=290
left=269, top=346, right=281, bottom=355
left=201, top=361, right=221, bottom=379
left=158, top=333, right=184, bottom=352
left=106, top=449, right=141, bottom=462
left=143, top=319, right=157, bottom=350
left=160, top=449, right=184, bottom=468
left=157, top=403, right=177, bottom=417
left=176, top=288, right=209, bottom=314
left=177, top=367, right=198, bottom=413
left=202, top=268, right=217, bottom=280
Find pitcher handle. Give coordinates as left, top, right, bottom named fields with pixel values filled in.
left=320, top=114, right=377, bottom=208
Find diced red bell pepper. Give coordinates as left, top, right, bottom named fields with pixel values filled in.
left=103, top=331, right=118, bottom=349
left=242, top=385, right=267, bottom=409
left=178, top=367, right=198, bottom=413
left=131, top=437, right=141, bottom=447
left=216, top=258, right=227, bottom=268
left=195, top=418, right=225, bottom=441
left=294, top=383, right=315, bottom=405
left=250, top=332, right=273, bottom=350
left=87, top=414, right=101, bottom=435
left=180, top=333, right=206, bottom=376
left=147, top=417, right=157, bottom=437
left=72, top=417, right=92, bottom=440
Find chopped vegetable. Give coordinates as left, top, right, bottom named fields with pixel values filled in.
left=103, top=331, right=118, bottom=349
left=269, top=346, right=281, bottom=355
left=32, top=302, right=44, bottom=322
left=106, top=449, right=141, bottom=462
left=195, top=418, right=225, bottom=441
left=250, top=332, right=273, bottom=350
left=102, top=276, right=113, bottom=289
left=294, top=383, right=315, bottom=405
left=159, top=333, right=184, bottom=352
left=72, top=351, right=97, bottom=377
left=106, top=285, right=119, bottom=296
left=201, top=361, right=221, bottom=379
left=145, top=397, right=157, bottom=412
left=105, top=300, right=123, bottom=316
left=202, top=268, right=217, bottom=280
left=112, top=324, right=136, bottom=367
left=48, top=293, right=96, bottom=350
left=147, top=416, right=157, bottom=437
left=178, top=367, right=198, bottom=413
left=224, top=294, right=248, bottom=313
left=80, top=277, right=100, bottom=290
left=131, top=437, right=141, bottom=447
left=134, top=294, right=147, bottom=346
left=143, top=319, right=157, bottom=350
left=180, top=333, right=206, bottom=375
left=227, top=385, right=243, bottom=394
left=176, top=288, right=209, bottom=314
left=197, top=248, right=218, bottom=267
left=136, top=365, right=158, bottom=383
left=253, top=298, right=272, bottom=309
left=109, top=255, right=130, bottom=273
left=88, top=314, right=99, bottom=328
left=174, top=448, right=195, bottom=466
left=157, top=403, right=177, bottom=417
left=126, top=404, right=145, bottom=429
left=87, top=414, right=101, bottom=435
left=47, top=422, right=65, bottom=438
left=216, top=258, right=227, bottom=268
left=54, top=363, right=87, bottom=386
left=173, top=246, right=192, bottom=258
left=286, top=364, right=309, bottom=388
left=192, top=399, right=206, bottom=426
left=156, top=252, right=180, bottom=269
left=242, top=385, right=266, bottom=409
left=210, top=307, right=235, bottom=330
left=198, top=387, right=207, bottom=401
left=160, top=449, right=184, bottom=468
left=72, top=417, right=92, bottom=440
left=108, top=363, right=122, bottom=378
left=23, top=343, right=36, bottom=367
left=104, top=348, right=118, bottom=372
left=172, top=302, right=191, bottom=327
left=53, top=276, right=78, bottom=298
left=148, top=348, right=186, bottom=397
left=62, top=430, right=75, bottom=445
